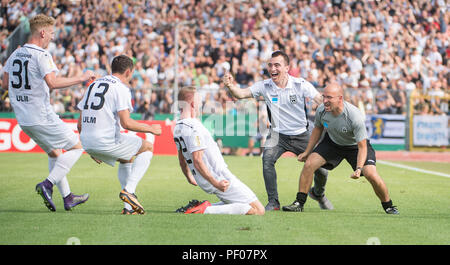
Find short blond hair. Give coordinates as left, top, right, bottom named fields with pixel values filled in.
left=29, top=14, right=55, bottom=35
left=178, top=86, right=197, bottom=103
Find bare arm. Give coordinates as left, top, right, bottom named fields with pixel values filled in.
left=2, top=73, right=8, bottom=94
left=44, top=70, right=95, bottom=90
left=298, top=125, right=324, bottom=162
left=192, top=149, right=229, bottom=192
left=312, top=93, right=323, bottom=106
left=222, top=72, right=253, bottom=99
left=77, top=114, right=82, bottom=133
left=350, top=139, right=368, bottom=179
left=177, top=149, right=197, bottom=186
left=118, top=109, right=162, bottom=135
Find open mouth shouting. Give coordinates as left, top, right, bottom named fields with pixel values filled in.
left=271, top=71, right=279, bottom=79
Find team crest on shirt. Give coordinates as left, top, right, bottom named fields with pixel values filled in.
left=195, top=135, right=201, bottom=146
left=289, top=95, right=297, bottom=104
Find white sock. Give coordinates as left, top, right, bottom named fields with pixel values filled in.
left=48, top=156, right=71, bottom=198
left=47, top=149, right=83, bottom=185
left=118, top=163, right=133, bottom=210
left=56, top=177, right=71, bottom=198
left=125, top=151, right=153, bottom=194
left=204, top=203, right=251, bottom=215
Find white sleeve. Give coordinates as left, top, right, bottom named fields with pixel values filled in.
left=3, top=56, right=11, bottom=73
left=303, top=80, right=319, bottom=99
left=39, top=52, right=59, bottom=79
left=116, top=86, right=133, bottom=113
left=183, top=128, right=207, bottom=154
left=249, top=81, right=263, bottom=98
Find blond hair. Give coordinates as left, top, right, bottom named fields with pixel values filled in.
left=178, top=86, right=197, bottom=103
left=29, top=14, right=55, bottom=35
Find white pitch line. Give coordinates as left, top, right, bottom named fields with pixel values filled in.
left=378, top=160, right=450, bottom=179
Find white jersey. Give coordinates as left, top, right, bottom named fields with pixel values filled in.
left=173, top=118, right=230, bottom=194
left=249, top=76, right=319, bottom=135
left=4, top=44, right=59, bottom=126
left=77, top=75, right=133, bottom=149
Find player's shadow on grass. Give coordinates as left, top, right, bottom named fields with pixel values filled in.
left=0, top=208, right=190, bottom=215
left=0, top=209, right=116, bottom=215
left=326, top=210, right=450, bottom=219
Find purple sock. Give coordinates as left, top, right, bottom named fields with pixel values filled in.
left=43, top=179, right=54, bottom=189
left=63, top=193, right=74, bottom=202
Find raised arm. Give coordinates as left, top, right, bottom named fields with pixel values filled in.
left=222, top=72, right=253, bottom=99
left=44, top=70, right=96, bottom=90
left=312, top=93, right=323, bottom=106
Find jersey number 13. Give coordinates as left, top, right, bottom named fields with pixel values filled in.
left=83, top=82, right=109, bottom=110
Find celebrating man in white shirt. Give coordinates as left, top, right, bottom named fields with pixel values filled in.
left=2, top=14, right=95, bottom=212
left=174, top=86, right=265, bottom=215
left=77, top=55, right=161, bottom=215
left=223, top=50, right=331, bottom=211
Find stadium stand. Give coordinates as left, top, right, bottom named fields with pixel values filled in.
left=0, top=0, right=448, bottom=118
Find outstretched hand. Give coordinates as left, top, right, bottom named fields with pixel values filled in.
left=82, top=70, right=96, bottom=82
left=222, top=72, right=234, bottom=89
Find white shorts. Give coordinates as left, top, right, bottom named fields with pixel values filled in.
left=83, top=134, right=142, bottom=166
left=214, top=169, right=258, bottom=205
left=20, top=120, right=79, bottom=154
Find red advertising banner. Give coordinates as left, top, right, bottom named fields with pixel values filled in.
left=0, top=118, right=177, bottom=155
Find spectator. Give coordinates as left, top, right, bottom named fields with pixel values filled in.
left=375, top=82, right=395, bottom=114
left=390, top=81, right=407, bottom=114
left=0, top=0, right=448, bottom=117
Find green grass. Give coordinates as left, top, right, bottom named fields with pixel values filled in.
left=0, top=153, right=449, bottom=245
left=381, top=160, right=450, bottom=175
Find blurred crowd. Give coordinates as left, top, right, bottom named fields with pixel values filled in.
left=0, top=0, right=449, bottom=117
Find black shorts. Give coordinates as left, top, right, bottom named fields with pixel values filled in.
left=313, top=133, right=376, bottom=174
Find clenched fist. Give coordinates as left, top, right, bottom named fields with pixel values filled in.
left=222, top=72, right=234, bottom=89
left=150, top=124, right=162, bottom=135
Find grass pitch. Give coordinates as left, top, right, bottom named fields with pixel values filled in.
left=0, top=153, right=449, bottom=245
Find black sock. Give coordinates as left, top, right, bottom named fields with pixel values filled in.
left=296, top=192, right=308, bottom=205
left=381, top=200, right=393, bottom=210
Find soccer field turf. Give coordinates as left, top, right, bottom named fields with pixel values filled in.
left=0, top=153, right=449, bottom=245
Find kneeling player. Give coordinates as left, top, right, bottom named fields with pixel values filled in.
left=174, top=86, right=265, bottom=215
